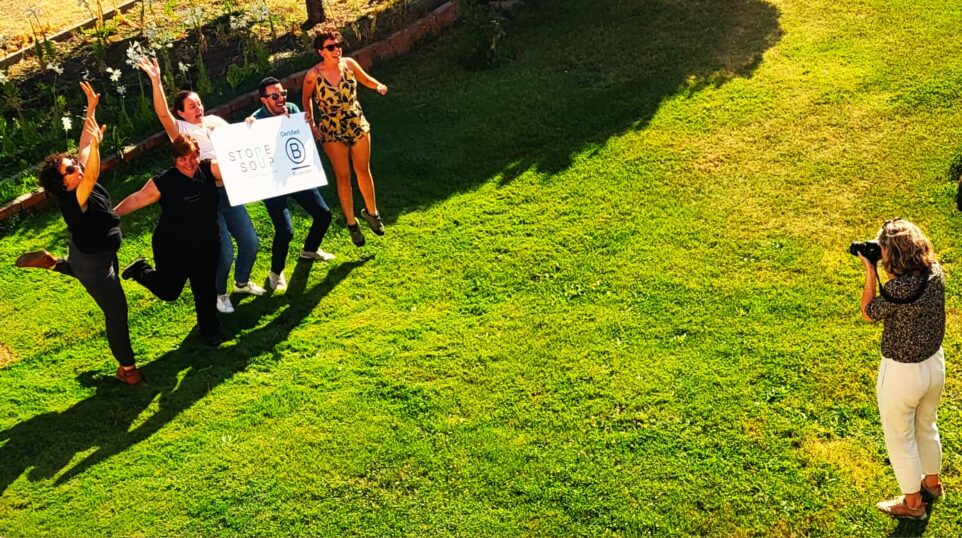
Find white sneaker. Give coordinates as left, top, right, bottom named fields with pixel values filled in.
left=233, top=281, right=266, bottom=296
left=216, top=294, right=234, bottom=314
left=300, top=249, right=335, bottom=262
left=268, top=271, right=288, bottom=291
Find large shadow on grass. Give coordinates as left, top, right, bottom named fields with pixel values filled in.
left=0, top=258, right=366, bottom=494
left=370, top=0, right=782, bottom=214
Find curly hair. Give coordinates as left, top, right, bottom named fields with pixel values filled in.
left=313, top=30, right=344, bottom=59
left=38, top=152, right=72, bottom=199
left=876, top=218, right=937, bottom=276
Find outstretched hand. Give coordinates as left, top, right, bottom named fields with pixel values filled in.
left=376, top=83, right=388, bottom=95
left=84, top=116, right=107, bottom=145
left=138, top=57, right=161, bottom=80
left=80, top=81, right=100, bottom=110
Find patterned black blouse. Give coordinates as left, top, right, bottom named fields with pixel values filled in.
left=867, top=263, right=945, bottom=363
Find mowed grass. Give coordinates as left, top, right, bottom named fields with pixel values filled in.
left=1, top=0, right=962, bottom=535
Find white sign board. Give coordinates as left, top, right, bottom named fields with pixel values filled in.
left=210, top=114, right=327, bottom=206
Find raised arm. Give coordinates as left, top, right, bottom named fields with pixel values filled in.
left=138, top=57, right=179, bottom=141
left=345, top=58, right=388, bottom=95
left=77, top=81, right=101, bottom=163
left=114, top=179, right=161, bottom=216
left=859, top=255, right=878, bottom=323
left=75, top=117, right=107, bottom=210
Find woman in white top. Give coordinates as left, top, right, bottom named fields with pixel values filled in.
left=139, top=58, right=263, bottom=314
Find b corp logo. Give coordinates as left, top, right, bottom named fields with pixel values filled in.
left=285, top=138, right=307, bottom=164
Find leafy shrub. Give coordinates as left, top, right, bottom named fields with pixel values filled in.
left=461, top=0, right=512, bottom=69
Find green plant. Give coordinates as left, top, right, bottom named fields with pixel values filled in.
left=25, top=7, right=56, bottom=70
left=196, top=50, right=214, bottom=95
left=947, top=152, right=962, bottom=183
left=225, top=63, right=252, bottom=90
left=461, top=0, right=510, bottom=69
left=78, top=0, right=116, bottom=72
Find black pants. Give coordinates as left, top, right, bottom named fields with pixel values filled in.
left=54, top=241, right=135, bottom=366
left=132, top=233, right=220, bottom=339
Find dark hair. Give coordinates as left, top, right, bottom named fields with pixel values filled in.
left=258, top=77, right=281, bottom=96
left=170, top=134, right=201, bottom=160
left=38, top=152, right=72, bottom=197
left=313, top=31, right=343, bottom=57
left=172, top=90, right=198, bottom=119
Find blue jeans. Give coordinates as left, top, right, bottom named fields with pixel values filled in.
left=216, top=186, right=259, bottom=294
left=263, top=188, right=332, bottom=273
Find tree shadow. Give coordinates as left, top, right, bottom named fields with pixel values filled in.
left=0, top=258, right=367, bottom=494
left=368, top=0, right=782, bottom=218
left=0, top=0, right=781, bottom=494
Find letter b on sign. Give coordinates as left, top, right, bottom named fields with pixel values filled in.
left=285, top=138, right=306, bottom=164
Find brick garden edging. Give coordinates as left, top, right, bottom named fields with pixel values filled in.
left=0, top=0, right=459, bottom=222
left=0, top=0, right=142, bottom=70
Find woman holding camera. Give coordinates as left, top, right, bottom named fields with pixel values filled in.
left=857, top=218, right=945, bottom=520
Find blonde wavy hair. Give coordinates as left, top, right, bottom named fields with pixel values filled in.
left=876, top=218, right=937, bottom=276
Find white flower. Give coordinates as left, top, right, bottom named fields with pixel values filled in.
left=125, top=41, right=149, bottom=68
left=177, top=61, right=190, bottom=74
left=49, top=62, right=63, bottom=75
left=187, top=7, right=203, bottom=27
left=252, top=4, right=270, bottom=22
left=144, top=23, right=158, bottom=41
left=144, top=23, right=172, bottom=51
left=0, top=70, right=8, bottom=84
left=116, top=85, right=127, bottom=96
left=61, top=115, right=72, bottom=131
left=82, top=68, right=91, bottom=81
left=106, top=66, right=122, bottom=82
left=229, top=15, right=247, bottom=31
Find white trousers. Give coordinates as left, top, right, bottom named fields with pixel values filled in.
left=876, top=348, right=945, bottom=494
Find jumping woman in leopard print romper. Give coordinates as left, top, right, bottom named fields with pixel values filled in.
left=303, top=31, right=389, bottom=247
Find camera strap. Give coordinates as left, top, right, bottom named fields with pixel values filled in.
left=874, top=266, right=930, bottom=305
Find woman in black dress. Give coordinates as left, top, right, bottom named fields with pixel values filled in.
left=114, top=134, right=226, bottom=346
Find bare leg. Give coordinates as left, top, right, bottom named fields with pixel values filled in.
left=322, top=141, right=356, bottom=225
left=350, top=134, right=377, bottom=215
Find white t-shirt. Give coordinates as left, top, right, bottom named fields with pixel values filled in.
left=175, top=116, right=228, bottom=160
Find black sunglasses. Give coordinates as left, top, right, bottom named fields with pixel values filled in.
left=322, top=43, right=342, bottom=52
left=264, top=90, right=288, bottom=101
left=64, top=159, right=82, bottom=176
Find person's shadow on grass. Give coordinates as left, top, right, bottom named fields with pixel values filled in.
left=0, top=257, right=367, bottom=494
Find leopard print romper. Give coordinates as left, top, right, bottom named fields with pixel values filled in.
left=313, top=64, right=371, bottom=146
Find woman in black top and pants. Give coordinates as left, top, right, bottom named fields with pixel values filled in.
left=18, top=82, right=141, bottom=385
left=114, top=134, right=225, bottom=346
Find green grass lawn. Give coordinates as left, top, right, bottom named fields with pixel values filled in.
left=2, top=0, right=962, bottom=534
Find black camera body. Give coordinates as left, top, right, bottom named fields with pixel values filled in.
left=849, top=240, right=882, bottom=264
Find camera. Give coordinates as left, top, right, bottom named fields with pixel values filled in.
left=849, top=240, right=882, bottom=264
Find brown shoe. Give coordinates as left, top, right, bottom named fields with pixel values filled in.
left=115, top=366, right=144, bottom=385
left=15, top=250, right=58, bottom=270
left=876, top=496, right=927, bottom=520
left=921, top=481, right=944, bottom=503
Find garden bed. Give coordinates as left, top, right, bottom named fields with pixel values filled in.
left=0, top=0, right=445, bottom=202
